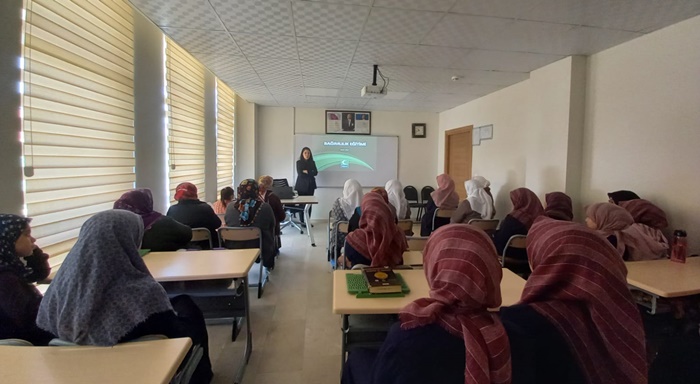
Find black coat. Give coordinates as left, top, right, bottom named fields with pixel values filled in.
left=295, top=159, right=318, bottom=195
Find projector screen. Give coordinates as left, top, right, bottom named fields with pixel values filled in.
left=294, top=134, right=398, bottom=188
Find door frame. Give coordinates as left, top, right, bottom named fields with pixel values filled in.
left=444, top=126, right=473, bottom=198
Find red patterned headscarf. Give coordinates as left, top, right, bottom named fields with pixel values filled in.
left=345, top=193, right=407, bottom=267
left=508, top=188, right=544, bottom=229
left=544, top=191, right=573, bottom=221
left=521, top=217, right=648, bottom=384
left=401, top=224, right=511, bottom=384
left=174, top=182, right=198, bottom=201
left=619, top=199, right=668, bottom=230
left=431, top=174, right=460, bottom=209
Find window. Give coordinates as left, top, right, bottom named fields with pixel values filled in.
left=166, top=38, right=206, bottom=203
left=22, top=0, right=135, bottom=265
left=216, top=78, right=235, bottom=192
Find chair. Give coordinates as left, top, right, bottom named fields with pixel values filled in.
left=403, top=186, right=422, bottom=221
left=190, top=227, right=213, bottom=250
left=333, top=221, right=350, bottom=270
left=406, top=236, right=428, bottom=251
left=275, top=178, right=304, bottom=234
left=431, top=208, right=455, bottom=232
left=467, top=219, right=500, bottom=236
left=218, top=226, right=266, bottom=298
left=397, top=219, right=413, bottom=236
left=501, top=235, right=530, bottom=278
left=418, top=186, right=435, bottom=220
left=0, top=338, right=33, bottom=346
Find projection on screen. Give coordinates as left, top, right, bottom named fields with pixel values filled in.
left=294, top=134, right=398, bottom=188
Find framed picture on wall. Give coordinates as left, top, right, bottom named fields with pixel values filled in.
left=326, top=110, right=371, bottom=135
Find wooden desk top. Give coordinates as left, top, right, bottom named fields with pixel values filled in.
left=402, top=251, right=423, bottom=266
left=626, top=257, right=700, bottom=298
left=280, top=196, right=319, bottom=204
left=144, top=249, right=260, bottom=282
left=332, top=268, right=525, bottom=315
left=0, top=337, right=191, bottom=384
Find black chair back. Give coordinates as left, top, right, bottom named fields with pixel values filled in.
left=272, top=178, right=289, bottom=187
left=403, top=185, right=419, bottom=203
left=421, top=186, right=435, bottom=204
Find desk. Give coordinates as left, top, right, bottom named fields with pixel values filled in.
left=280, top=196, right=319, bottom=247
left=402, top=250, right=423, bottom=267
left=144, top=249, right=259, bottom=384
left=1, top=337, right=191, bottom=384
left=333, top=268, right=526, bottom=374
left=626, top=257, right=700, bottom=314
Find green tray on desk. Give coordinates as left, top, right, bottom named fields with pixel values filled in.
left=139, top=249, right=151, bottom=257
left=346, top=273, right=410, bottom=298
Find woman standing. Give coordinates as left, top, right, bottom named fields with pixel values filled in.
left=294, top=147, right=318, bottom=225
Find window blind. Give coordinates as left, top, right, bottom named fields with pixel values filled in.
left=166, top=38, right=206, bottom=203
left=22, top=0, right=135, bottom=266
left=216, top=78, right=235, bottom=192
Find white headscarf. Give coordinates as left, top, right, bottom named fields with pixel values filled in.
left=340, top=179, right=363, bottom=219
left=385, top=179, right=408, bottom=220
left=465, top=177, right=494, bottom=219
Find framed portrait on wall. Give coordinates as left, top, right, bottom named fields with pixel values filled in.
left=326, top=110, right=371, bottom=135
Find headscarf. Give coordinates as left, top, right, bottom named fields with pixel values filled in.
left=235, top=179, right=262, bottom=226
left=339, top=179, right=363, bottom=219
left=401, top=224, right=511, bottom=384
left=607, top=190, right=640, bottom=205
left=385, top=179, right=409, bottom=220
left=508, top=188, right=544, bottom=229
left=431, top=174, right=460, bottom=209
left=0, top=214, right=34, bottom=278
left=465, top=178, right=494, bottom=219
left=544, top=192, right=573, bottom=221
left=37, top=210, right=173, bottom=346
left=345, top=193, right=407, bottom=267
left=520, top=217, right=648, bottom=384
left=174, top=182, right=198, bottom=201
left=371, top=187, right=397, bottom=219
left=586, top=202, right=634, bottom=237
left=113, top=189, right=163, bottom=230
left=619, top=199, right=668, bottom=230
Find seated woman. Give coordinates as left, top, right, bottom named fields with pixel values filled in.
left=0, top=214, right=54, bottom=345
left=348, top=187, right=393, bottom=232
left=330, top=179, right=363, bottom=261
left=450, top=200, right=482, bottom=224
left=224, top=179, right=276, bottom=271
left=465, top=177, right=495, bottom=219
left=607, top=190, right=640, bottom=205
left=543, top=191, right=573, bottom=221
left=344, top=193, right=407, bottom=269
left=212, top=186, right=234, bottom=215
left=342, top=224, right=510, bottom=384
left=472, top=175, right=496, bottom=218
left=167, top=182, right=222, bottom=249
left=492, top=188, right=544, bottom=259
left=501, top=217, right=647, bottom=384
left=420, top=174, right=460, bottom=236
left=586, top=202, right=667, bottom=261
left=36, top=210, right=213, bottom=383
left=385, top=179, right=411, bottom=220
left=258, top=175, right=286, bottom=254
left=114, top=189, right=192, bottom=252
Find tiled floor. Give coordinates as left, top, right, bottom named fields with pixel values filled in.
left=208, top=222, right=342, bottom=384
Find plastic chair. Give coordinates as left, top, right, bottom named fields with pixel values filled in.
left=397, top=219, right=413, bottom=236
left=333, top=221, right=350, bottom=270
left=218, top=226, right=266, bottom=298
left=190, top=227, right=213, bottom=249
left=501, top=234, right=530, bottom=277
left=467, top=219, right=500, bottom=236
left=403, top=186, right=422, bottom=220
left=431, top=208, right=455, bottom=232
left=0, top=338, right=33, bottom=346
left=406, top=236, right=428, bottom=251
left=418, top=186, right=435, bottom=220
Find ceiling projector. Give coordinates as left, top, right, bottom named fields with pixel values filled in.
left=361, top=84, right=387, bottom=98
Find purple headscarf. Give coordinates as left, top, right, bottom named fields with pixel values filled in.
left=114, top=189, right=163, bottom=230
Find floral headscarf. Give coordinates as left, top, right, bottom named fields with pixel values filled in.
left=236, top=179, right=262, bottom=226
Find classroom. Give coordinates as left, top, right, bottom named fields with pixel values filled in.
left=1, top=1, right=699, bottom=383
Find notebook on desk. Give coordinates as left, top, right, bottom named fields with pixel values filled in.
left=271, top=186, right=295, bottom=199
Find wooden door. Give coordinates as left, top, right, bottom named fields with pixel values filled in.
left=445, top=126, right=473, bottom=199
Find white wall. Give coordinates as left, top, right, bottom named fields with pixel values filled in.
left=234, top=95, right=257, bottom=186
left=257, top=107, right=439, bottom=219
left=438, top=56, right=585, bottom=219
left=581, top=15, right=700, bottom=252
